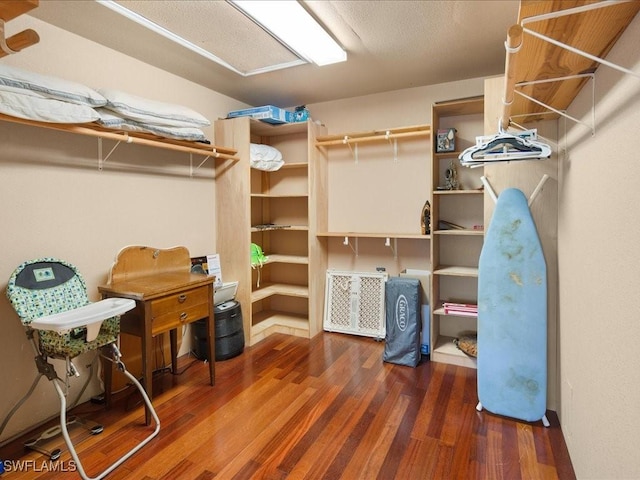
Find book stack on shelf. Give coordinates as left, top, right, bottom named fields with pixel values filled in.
left=443, top=301, right=478, bottom=317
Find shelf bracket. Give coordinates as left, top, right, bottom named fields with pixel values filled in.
left=384, top=237, right=397, bottom=258
left=512, top=73, right=596, bottom=135
left=343, top=236, right=358, bottom=256
left=97, top=136, right=131, bottom=171
left=190, top=153, right=212, bottom=177
left=386, top=132, right=399, bottom=163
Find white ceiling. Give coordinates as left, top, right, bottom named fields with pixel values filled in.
left=29, top=0, right=521, bottom=107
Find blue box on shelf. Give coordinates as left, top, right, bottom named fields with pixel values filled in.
left=227, top=105, right=291, bottom=124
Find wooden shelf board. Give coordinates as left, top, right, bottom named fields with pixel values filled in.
left=431, top=335, right=477, bottom=369
left=0, top=113, right=238, bottom=159
left=251, top=283, right=309, bottom=303
left=263, top=254, right=308, bottom=265
left=433, top=265, right=478, bottom=277
left=249, top=119, right=310, bottom=137
left=433, top=307, right=478, bottom=319
left=251, top=193, right=308, bottom=198
left=250, top=311, right=309, bottom=345
left=433, top=189, right=484, bottom=195
left=433, top=97, right=484, bottom=117
left=251, top=225, right=308, bottom=233
left=433, top=229, right=484, bottom=236
left=509, top=0, right=640, bottom=124
left=280, top=162, right=308, bottom=169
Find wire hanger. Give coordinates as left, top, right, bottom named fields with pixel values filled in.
left=459, top=124, right=551, bottom=168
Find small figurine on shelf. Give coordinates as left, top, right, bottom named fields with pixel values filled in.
left=421, top=200, right=431, bottom=235
left=445, top=160, right=459, bottom=190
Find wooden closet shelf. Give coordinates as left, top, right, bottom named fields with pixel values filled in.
left=0, top=113, right=239, bottom=160
left=502, top=0, right=640, bottom=128
left=315, top=124, right=430, bottom=147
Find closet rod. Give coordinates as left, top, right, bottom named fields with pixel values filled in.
left=315, top=128, right=430, bottom=147
left=0, top=23, right=39, bottom=58
left=500, top=24, right=523, bottom=131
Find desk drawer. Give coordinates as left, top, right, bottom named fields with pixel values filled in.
left=151, top=287, right=210, bottom=334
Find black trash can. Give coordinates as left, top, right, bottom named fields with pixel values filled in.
left=193, top=300, right=244, bottom=361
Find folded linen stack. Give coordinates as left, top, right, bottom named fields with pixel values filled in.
left=0, top=64, right=105, bottom=123
left=0, top=64, right=212, bottom=143
left=96, top=88, right=211, bottom=142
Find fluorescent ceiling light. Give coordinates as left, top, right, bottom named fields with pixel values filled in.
left=229, top=0, right=347, bottom=66
left=97, top=0, right=246, bottom=75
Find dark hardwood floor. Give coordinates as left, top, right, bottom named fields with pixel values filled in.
left=0, top=332, right=575, bottom=479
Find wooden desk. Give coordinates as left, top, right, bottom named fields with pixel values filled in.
left=98, top=246, right=215, bottom=423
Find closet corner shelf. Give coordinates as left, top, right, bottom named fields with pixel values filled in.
left=432, top=336, right=477, bottom=369
left=251, top=225, right=308, bottom=233
left=251, top=283, right=309, bottom=303
left=249, top=118, right=311, bottom=137
left=433, top=229, right=484, bottom=236
left=251, top=193, right=308, bottom=198
left=0, top=114, right=239, bottom=161
left=261, top=254, right=308, bottom=265
left=433, top=307, right=478, bottom=318
left=279, top=162, right=308, bottom=170
left=433, top=265, right=479, bottom=277
left=433, top=189, right=484, bottom=195
left=315, top=124, right=430, bottom=147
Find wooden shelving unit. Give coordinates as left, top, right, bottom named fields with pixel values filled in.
left=430, top=97, right=485, bottom=369
left=214, top=117, right=327, bottom=346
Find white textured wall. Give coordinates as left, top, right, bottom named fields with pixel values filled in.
left=558, top=13, right=640, bottom=479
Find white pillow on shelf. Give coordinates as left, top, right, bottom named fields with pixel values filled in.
left=98, top=88, right=211, bottom=128
left=250, top=143, right=284, bottom=171
left=96, top=108, right=208, bottom=142
left=0, top=64, right=106, bottom=106
left=0, top=86, right=100, bottom=123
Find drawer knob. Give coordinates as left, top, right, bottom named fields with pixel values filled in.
left=180, top=312, right=188, bottom=321
left=178, top=294, right=187, bottom=303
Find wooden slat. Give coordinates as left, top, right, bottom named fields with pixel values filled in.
left=508, top=0, right=640, bottom=124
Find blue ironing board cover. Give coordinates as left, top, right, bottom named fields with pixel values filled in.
left=477, top=188, right=547, bottom=422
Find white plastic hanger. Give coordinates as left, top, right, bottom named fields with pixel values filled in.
left=459, top=127, right=551, bottom=168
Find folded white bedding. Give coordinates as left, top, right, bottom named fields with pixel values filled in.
left=98, top=88, right=211, bottom=128
left=0, top=64, right=106, bottom=106
left=250, top=143, right=284, bottom=171
left=0, top=86, right=100, bottom=124
left=96, top=108, right=208, bottom=142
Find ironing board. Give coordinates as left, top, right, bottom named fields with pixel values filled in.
left=476, top=187, right=549, bottom=426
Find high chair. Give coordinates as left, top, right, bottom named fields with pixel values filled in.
left=2, top=257, right=160, bottom=480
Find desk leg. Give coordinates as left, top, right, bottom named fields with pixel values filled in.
left=169, top=329, right=178, bottom=374
left=206, top=285, right=216, bottom=386
left=142, top=301, right=153, bottom=426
